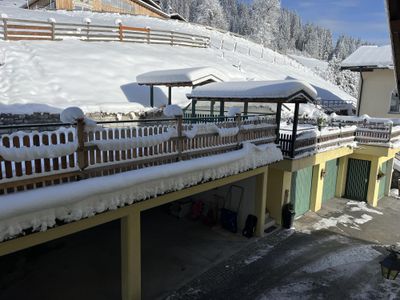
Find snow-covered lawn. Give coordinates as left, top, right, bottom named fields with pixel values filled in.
left=0, top=7, right=356, bottom=114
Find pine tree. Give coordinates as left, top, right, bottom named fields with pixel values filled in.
left=192, top=0, right=229, bottom=30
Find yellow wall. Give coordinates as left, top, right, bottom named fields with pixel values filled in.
left=266, top=168, right=291, bottom=224
left=360, top=69, right=398, bottom=118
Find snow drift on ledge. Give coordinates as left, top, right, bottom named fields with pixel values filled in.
left=0, top=7, right=356, bottom=114
left=0, top=142, right=283, bottom=242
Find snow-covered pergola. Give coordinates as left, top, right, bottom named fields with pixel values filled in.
left=187, top=80, right=318, bottom=154
left=136, top=67, right=225, bottom=107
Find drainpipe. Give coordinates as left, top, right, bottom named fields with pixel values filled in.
left=357, top=71, right=364, bottom=117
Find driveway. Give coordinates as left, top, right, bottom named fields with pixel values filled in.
left=169, top=197, right=400, bottom=299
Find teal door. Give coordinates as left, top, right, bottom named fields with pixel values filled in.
left=345, top=159, right=371, bottom=202
left=322, top=159, right=339, bottom=202
left=378, top=161, right=388, bottom=200
left=291, top=166, right=313, bottom=217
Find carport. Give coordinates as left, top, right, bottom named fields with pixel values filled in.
left=136, top=67, right=225, bottom=107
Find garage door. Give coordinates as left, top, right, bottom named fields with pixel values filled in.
left=378, top=160, right=388, bottom=200
left=345, top=158, right=371, bottom=202
left=322, top=159, right=339, bottom=202
left=291, top=166, right=313, bottom=217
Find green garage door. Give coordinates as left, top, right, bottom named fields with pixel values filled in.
left=291, top=166, right=313, bottom=217
left=322, top=159, right=339, bottom=202
left=378, top=160, right=388, bottom=200
left=345, top=158, right=371, bottom=202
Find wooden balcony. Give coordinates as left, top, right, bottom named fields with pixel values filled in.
left=0, top=115, right=276, bottom=195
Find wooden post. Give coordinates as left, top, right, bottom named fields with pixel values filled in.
left=170, top=31, right=174, bottom=46
left=261, top=47, right=264, bottom=59
left=150, top=85, right=154, bottom=107
left=119, top=24, right=123, bottom=42
left=168, top=86, right=172, bottom=105
left=233, top=42, right=237, bottom=52
left=191, top=99, right=196, bottom=118
left=176, top=116, right=183, bottom=160
left=50, top=21, right=55, bottom=41
left=248, top=47, right=251, bottom=56
left=2, top=18, right=7, bottom=41
left=291, top=103, right=300, bottom=158
left=219, top=101, right=225, bottom=118
left=76, top=118, right=88, bottom=171
left=243, top=102, right=249, bottom=115
left=275, top=103, right=282, bottom=144
left=86, top=22, right=90, bottom=41
left=147, top=29, right=150, bottom=44
left=121, top=209, right=141, bottom=300
left=220, top=39, right=224, bottom=50
left=210, top=100, right=215, bottom=116
left=235, top=114, right=241, bottom=147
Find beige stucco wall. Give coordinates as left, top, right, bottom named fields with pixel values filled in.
left=359, top=69, right=398, bottom=118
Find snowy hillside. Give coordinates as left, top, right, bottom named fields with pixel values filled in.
left=0, top=7, right=356, bottom=114
left=289, top=54, right=329, bottom=73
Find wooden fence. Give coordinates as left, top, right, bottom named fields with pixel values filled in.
left=0, top=17, right=210, bottom=48
left=0, top=116, right=276, bottom=194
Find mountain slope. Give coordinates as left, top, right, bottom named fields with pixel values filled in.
left=0, top=7, right=356, bottom=113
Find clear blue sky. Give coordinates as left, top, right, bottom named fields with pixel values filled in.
left=244, top=0, right=389, bottom=45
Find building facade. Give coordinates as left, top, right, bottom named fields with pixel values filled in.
left=341, top=45, right=397, bottom=118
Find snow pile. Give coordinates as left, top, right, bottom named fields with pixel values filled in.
left=183, top=123, right=239, bottom=138
left=226, top=106, right=241, bottom=117
left=136, top=67, right=226, bottom=85
left=347, top=201, right=383, bottom=215
left=312, top=213, right=375, bottom=231
left=189, top=80, right=318, bottom=100
left=242, top=123, right=275, bottom=130
left=0, top=142, right=283, bottom=241
left=216, top=126, right=239, bottom=138
left=390, top=189, right=399, bottom=198
left=60, top=107, right=97, bottom=127
left=163, top=104, right=183, bottom=117
left=0, top=128, right=77, bottom=162
left=88, top=127, right=177, bottom=151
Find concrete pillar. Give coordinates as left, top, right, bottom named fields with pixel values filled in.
left=310, top=162, right=326, bottom=212
left=266, top=167, right=291, bottom=225
left=385, top=158, right=394, bottom=196
left=255, top=167, right=268, bottom=237
left=336, top=156, right=348, bottom=198
left=367, top=158, right=380, bottom=207
left=121, top=209, right=141, bottom=300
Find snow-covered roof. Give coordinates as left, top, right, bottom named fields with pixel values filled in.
left=188, top=80, right=318, bottom=103
left=341, top=45, right=393, bottom=70
left=137, top=67, right=226, bottom=87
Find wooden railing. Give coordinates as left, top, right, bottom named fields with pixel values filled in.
left=280, top=123, right=400, bottom=159
left=0, top=116, right=276, bottom=194
left=279, top=129, right=356, bottom=158
left=0, top=17, right=210, bottom=48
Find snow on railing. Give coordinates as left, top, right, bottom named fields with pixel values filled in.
left=0, top=17, right=210, bottom=48
left=0, top=115, right=276, bottom=194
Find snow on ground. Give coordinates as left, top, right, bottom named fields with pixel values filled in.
left=390, top=189, right=400, bottom=198
left=0, top=7, right=356, bottom=114
left=347, top=200, right=384, bottom=215
left=300, top=244, right=381, bottom=273
left=289, top=54, right=329, bottom=72
left=300, top=201, right=383, bottom=233
left=243, top=245, right=273, bottom=265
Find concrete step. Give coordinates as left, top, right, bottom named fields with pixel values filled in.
left=264, top=215, right=276, bottom=231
